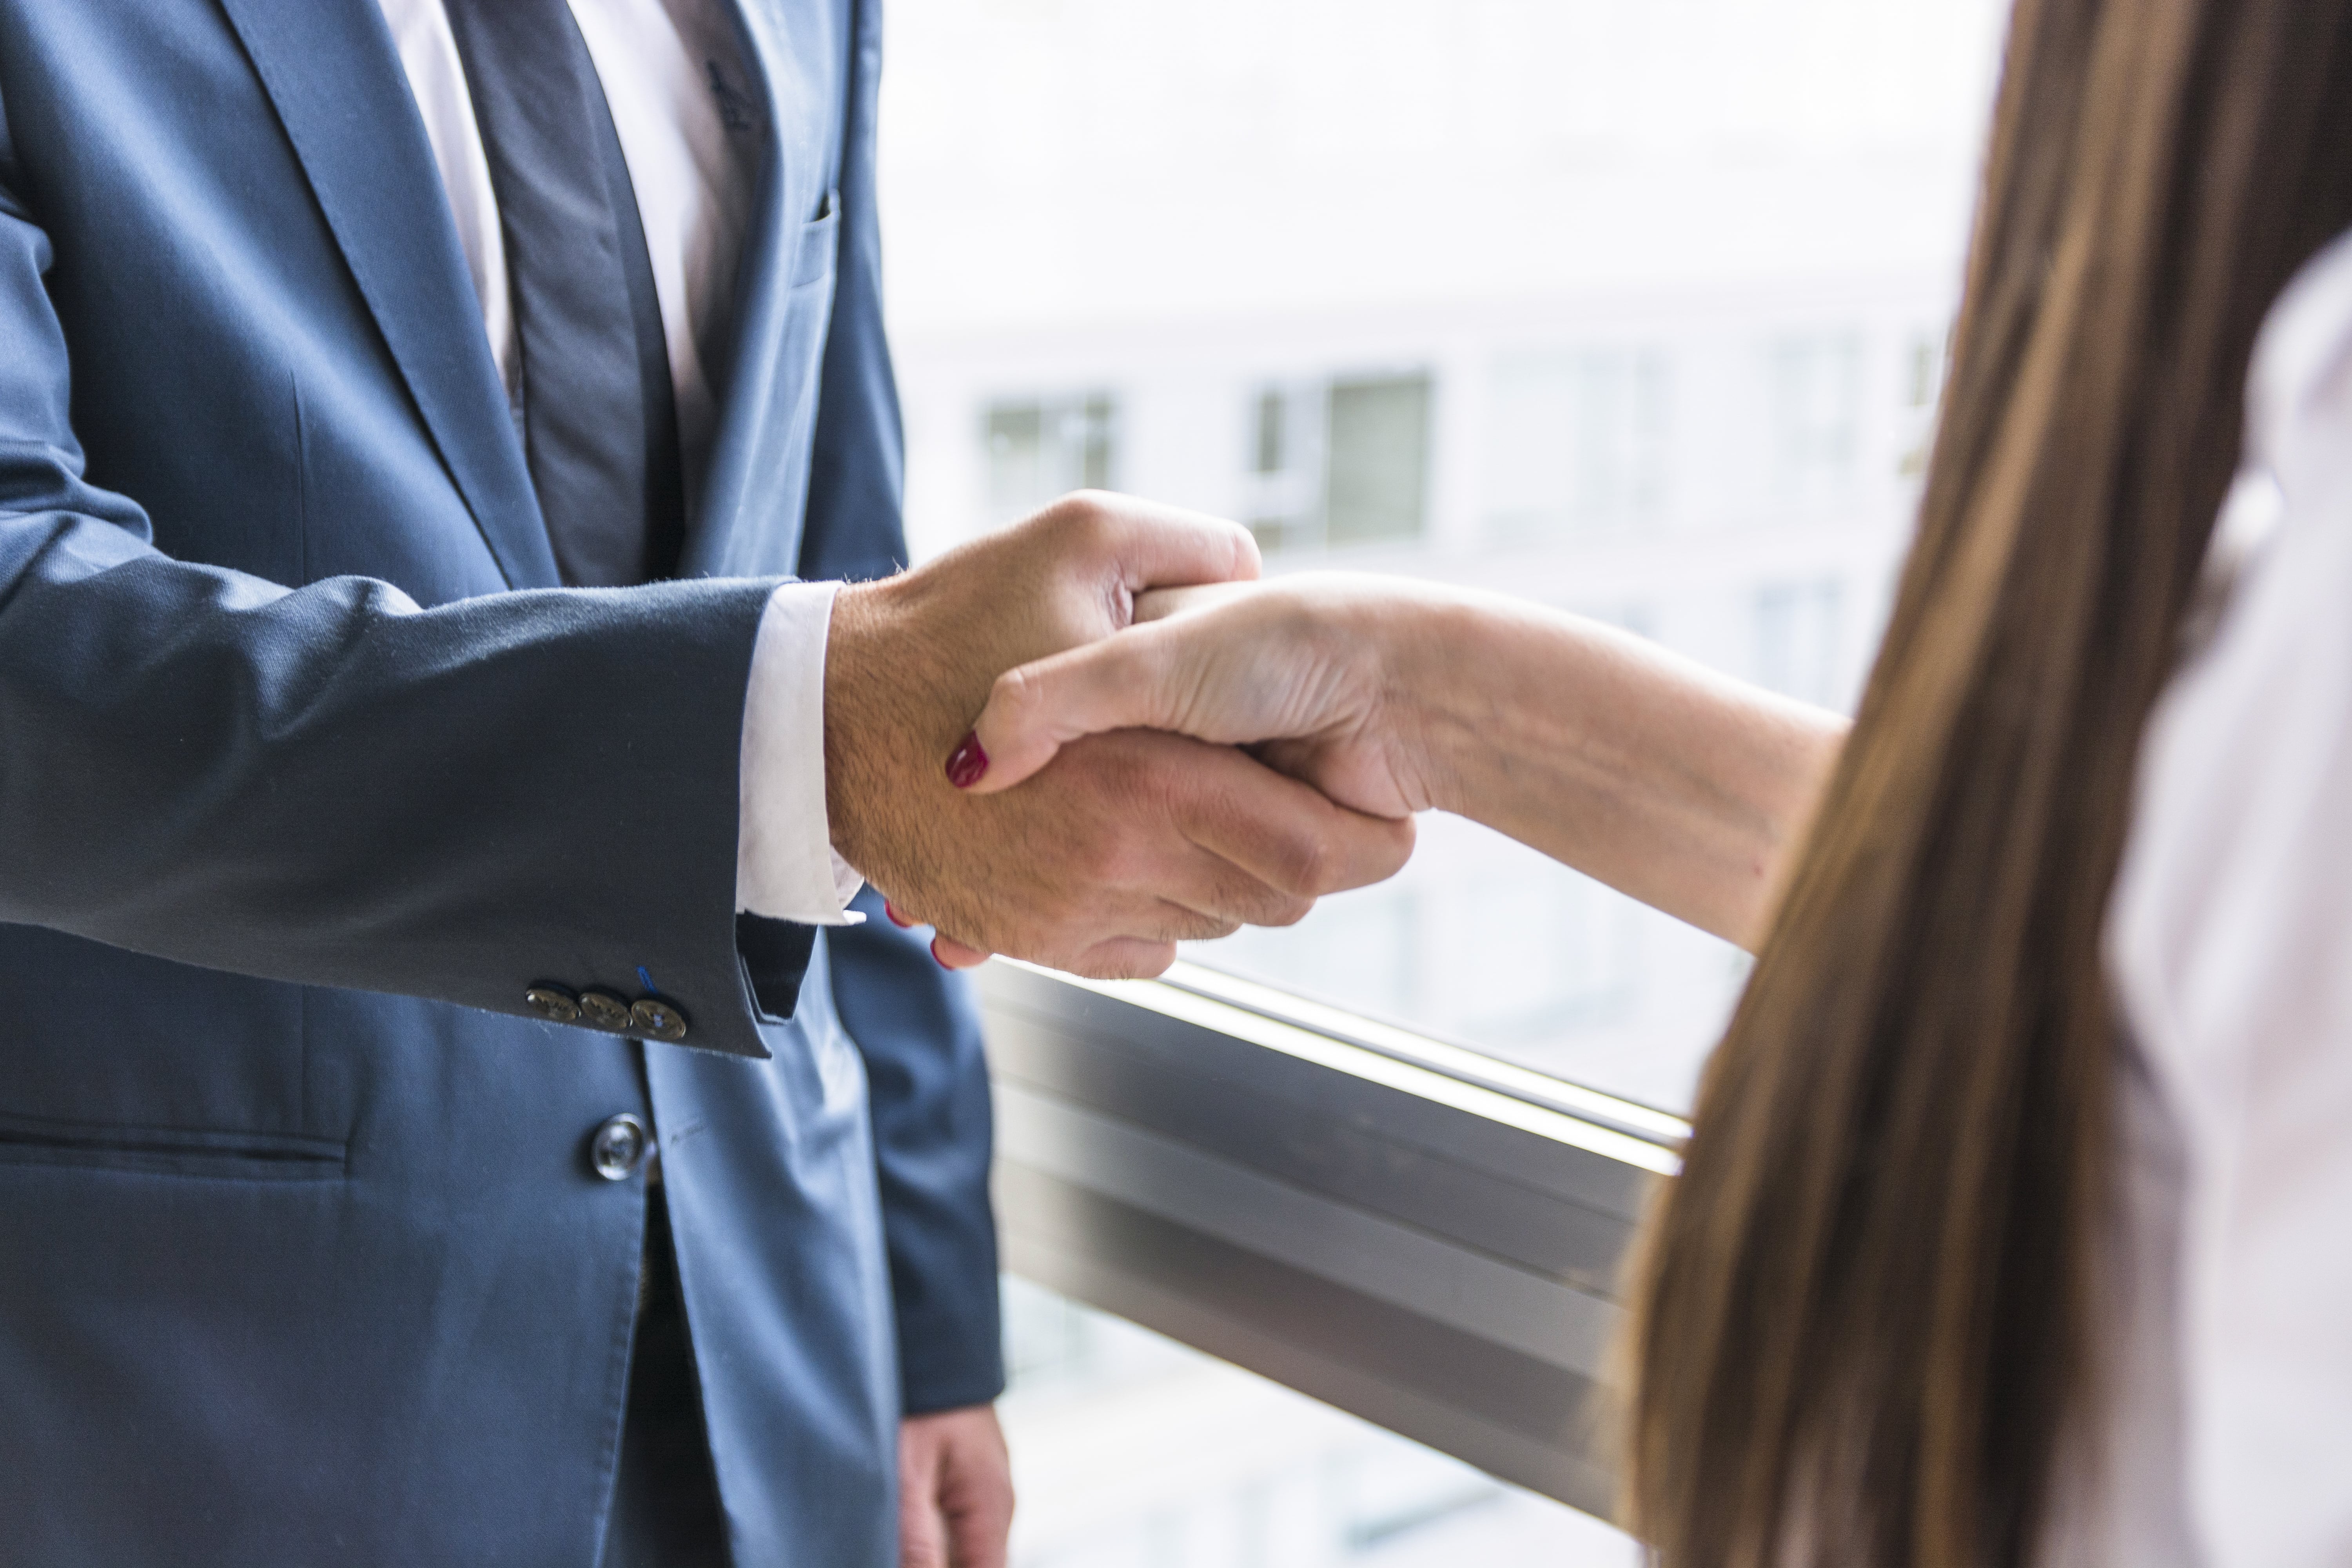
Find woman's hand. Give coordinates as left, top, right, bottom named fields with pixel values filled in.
left=949, top=568, right=1849, bottom=954
left=953, top=573, right=1445, bottom=822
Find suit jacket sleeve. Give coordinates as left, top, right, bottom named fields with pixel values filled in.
left=828, top=892, right=1005, bottom=1414
left=0, top=161, right=799, bottom=1063
left=797, top=0, right=1006, bottom=1415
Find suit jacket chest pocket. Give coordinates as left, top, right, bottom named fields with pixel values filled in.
left=781, top=192, right=847, bottom=444
left=772, top=190, right=843, bottom=501
left=692, top=192, right=842, bottom=578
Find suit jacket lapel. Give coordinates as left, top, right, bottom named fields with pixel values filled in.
left=681, top=0, right=833, bottom=581
left=218, top=0, right=560, bottom=590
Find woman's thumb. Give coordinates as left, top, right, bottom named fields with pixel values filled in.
left=949, top=633, right=1174, bottom=794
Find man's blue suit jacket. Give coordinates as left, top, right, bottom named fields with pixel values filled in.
left=0, top=2, right=1000, bottom=1564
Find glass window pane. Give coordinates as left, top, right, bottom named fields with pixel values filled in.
left=887, top=0, right=2009, bottom=1109
left=1000, top=1277, right=1639, bottom=1568
left=888, top=0, right=2015, bottom=1539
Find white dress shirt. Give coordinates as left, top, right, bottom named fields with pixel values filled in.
left=2051, top=226, right=2352, bottom=1563
left=372, top=0, right=860, bottom=926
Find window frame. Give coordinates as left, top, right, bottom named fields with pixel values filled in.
left=979, top=957, right=1687, bottom=1523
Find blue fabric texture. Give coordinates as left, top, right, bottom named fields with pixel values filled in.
left=0, top=0, right=1002, bottom=1563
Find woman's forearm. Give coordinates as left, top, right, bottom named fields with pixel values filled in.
left=1391, top=592, right=1848, bottom=951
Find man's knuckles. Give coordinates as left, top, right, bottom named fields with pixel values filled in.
left=1026, top=490, right=1122, bottom=570
left=1179, top=854, right=1319, bottom=926
left=1272, top=829, right=1342, bottom=898
left=1256, top=810, right=1413, bottom=898
left=1170, top=775, right=1349, bottom=896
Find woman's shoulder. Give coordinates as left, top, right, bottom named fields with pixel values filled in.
left=2246, top=226, right=2352, bottom=487
left=2111, top=225, right=2352, bottom=1066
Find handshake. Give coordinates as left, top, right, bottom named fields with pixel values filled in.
left=823, top=490, right=1434, bottom=976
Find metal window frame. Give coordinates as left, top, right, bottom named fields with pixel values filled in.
left=978, top=958, right=1689, bottom=1524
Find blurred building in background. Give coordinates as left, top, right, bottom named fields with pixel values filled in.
left=898, top=278, right=1942, bottom=1109
left=876, top=0, right=2009, bottom=1561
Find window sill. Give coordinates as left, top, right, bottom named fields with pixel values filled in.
left=978, top=958, right=1688, bottom=1521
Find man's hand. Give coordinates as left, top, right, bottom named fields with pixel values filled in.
left=899, top=1405, right=1013, bottom=1568
left=826, top=497, right=1415, bottom=977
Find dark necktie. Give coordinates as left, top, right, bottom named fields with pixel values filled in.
left=442, top=0, right=685, bottom=587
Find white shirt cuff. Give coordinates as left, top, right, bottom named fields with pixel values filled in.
left=737, top=581, right=866, bottom=925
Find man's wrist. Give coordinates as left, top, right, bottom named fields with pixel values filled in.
left=823, top=574, right=947, bottom=888
left=822, top=579, right=886, bottom=878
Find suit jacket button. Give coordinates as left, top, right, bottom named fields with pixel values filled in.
left=577, top=989, right=633, bottom=1031
left=524, top=985, right=580, bottom=1024
left=631, top=997, right=689, bottom=1044
left=590, top=1114, right=648, bottom=1181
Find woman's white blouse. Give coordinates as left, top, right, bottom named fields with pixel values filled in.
left=2088, top=227, right=2352, bottom=1565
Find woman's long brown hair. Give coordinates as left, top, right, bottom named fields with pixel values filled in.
left=1624, top=2, right=2352, bottom=1563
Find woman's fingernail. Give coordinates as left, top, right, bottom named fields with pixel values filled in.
left=945, top=731, right=990, bottom=789
left=930, top=935, right=951, bottom=967
left=885, top=901, right=913, bottom=929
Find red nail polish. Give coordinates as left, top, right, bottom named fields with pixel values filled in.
left=930, top=935, right=951, bottom=967
left=885, top=901, right=913, bottom=929
left=945, top=731, right=990, bottom=789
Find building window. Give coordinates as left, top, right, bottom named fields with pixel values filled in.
left=1899, top=330, right=1948, bottom=477
left=1486, top=348, right=1671, bottom=544
left=1325, top=373, right=1431, bottom=547
left=1766, top=334, right=1862, bottom=510
left=1243, top=373, right=1432, bottom=555
left=1250, top=387, right=1285, bottom=476
left=1241, top=383, right=1319, bottom=553
left=1907, top=334, right=1943, bottom=408
left=1753, top=578, right=1845, bottom=708
left=984, top=393, right=1117, bottom=525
